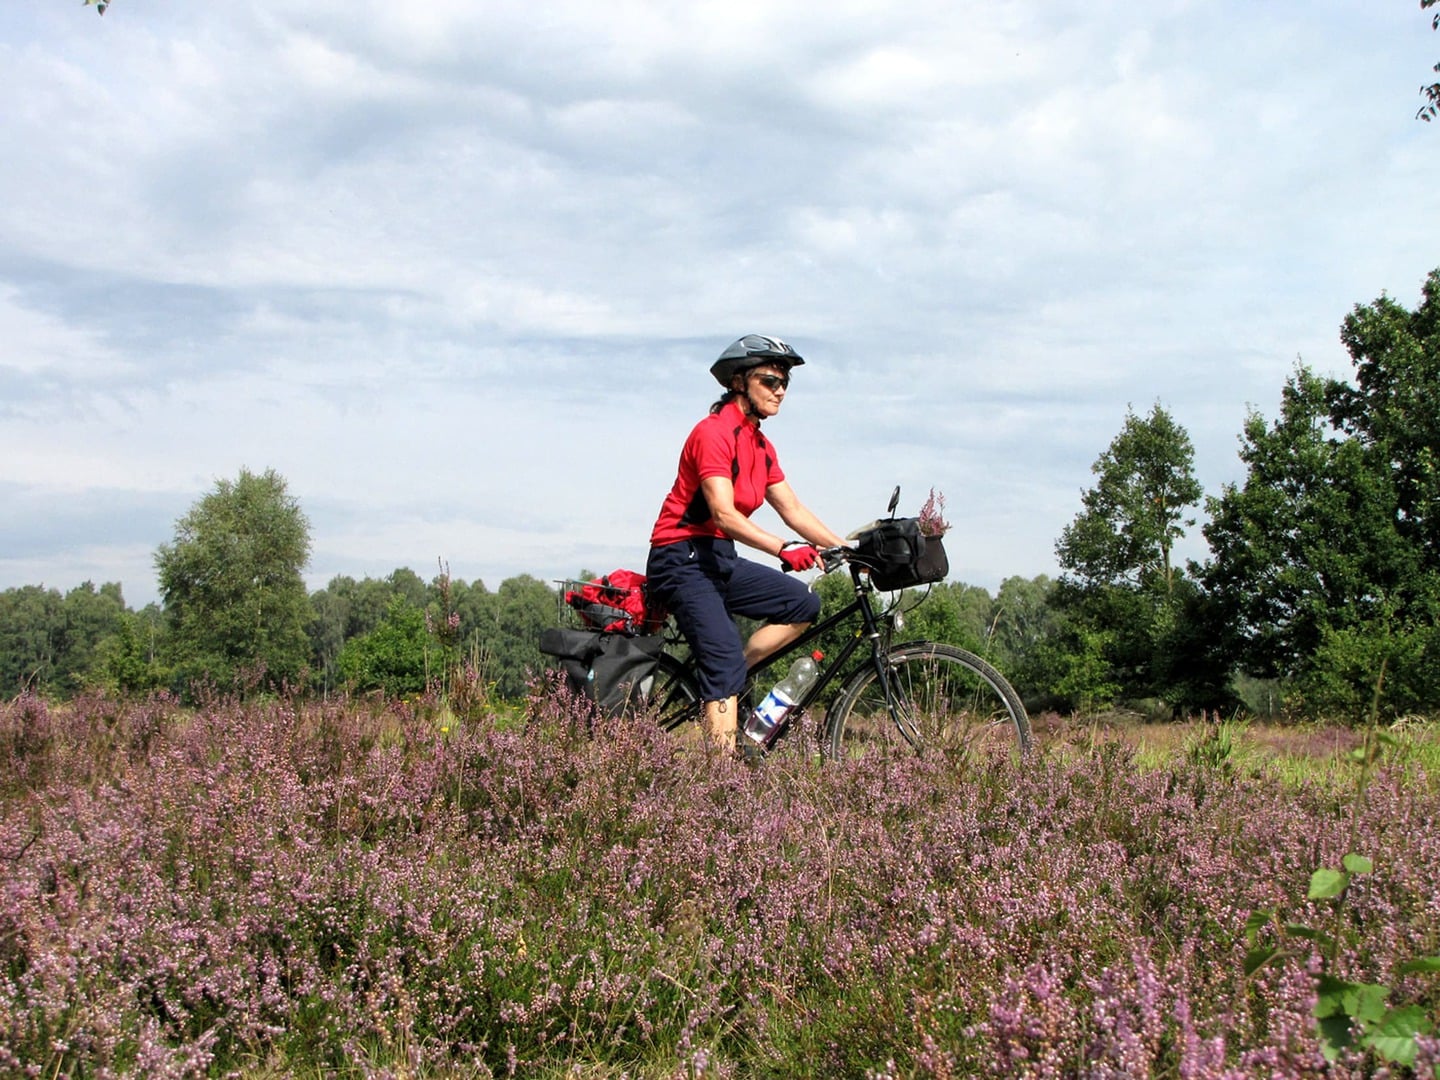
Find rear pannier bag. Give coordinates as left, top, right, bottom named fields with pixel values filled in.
left=854, top=517, right=950, bottom=591
left=539, top=627, right=665, bottom=715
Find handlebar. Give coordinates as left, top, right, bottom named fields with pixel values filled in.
left=819, top=545, right=854, bottom=575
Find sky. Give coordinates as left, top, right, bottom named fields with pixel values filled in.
left=1, top=1, right=1436, bottom=609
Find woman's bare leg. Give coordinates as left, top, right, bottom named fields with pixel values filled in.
left=702, top=696, right=738, bottom=751
left=744, top=621, right=811, bottom=668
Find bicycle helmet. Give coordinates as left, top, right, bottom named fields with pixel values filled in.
left=710, top=334, right=805, bottom=387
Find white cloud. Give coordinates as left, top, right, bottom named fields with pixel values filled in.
left=1, top=0, right=1435, bottom=608
left=0, top=287, right=134, bottom=379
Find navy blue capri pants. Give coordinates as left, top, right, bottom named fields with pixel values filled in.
left=646, top=537, right=821, bottom=702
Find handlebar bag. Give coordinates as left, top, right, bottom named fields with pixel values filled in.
left=855, top=517, right=949, bottom=591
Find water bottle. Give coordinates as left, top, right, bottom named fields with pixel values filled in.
left=744, top=650, right=823, bottom=746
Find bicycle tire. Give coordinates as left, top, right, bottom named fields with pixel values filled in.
left=826, top=641, right=1032, bottom=759
left=648, top=652, right=701, bottom=730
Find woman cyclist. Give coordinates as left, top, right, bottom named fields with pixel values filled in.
left=646, top=334, right=848, bottom=752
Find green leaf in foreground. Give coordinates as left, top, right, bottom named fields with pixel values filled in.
left=1341, top=853, right=1373, bottom=875
left=1243, top=909, right=1272, bottom=944
left=1361, top=1005, right=1434, bottom=1068
left=1309, top=867, right=1349, bottom=899
left=1243, top=946, right=1280, bottom=977
left=1314, top=975, right=1389, bottom=1024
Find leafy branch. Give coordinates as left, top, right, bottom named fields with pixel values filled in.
left=1424, top=0, right=1440, bottom=122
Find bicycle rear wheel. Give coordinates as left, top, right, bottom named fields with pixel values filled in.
left=648, top=652, right=701, bottom=731
left=826, top=641, right=1031, bottom=759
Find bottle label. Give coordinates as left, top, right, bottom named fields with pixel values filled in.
left=752, top=688, right=794, bottom=729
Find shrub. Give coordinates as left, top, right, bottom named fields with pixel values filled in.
left=0, top=692, right=1436, bottom=1076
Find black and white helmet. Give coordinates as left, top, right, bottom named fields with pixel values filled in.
left=709, top=334, right=805, bottom=387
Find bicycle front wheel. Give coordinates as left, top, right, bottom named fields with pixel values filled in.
left=827, top=642, right=1031, bottom=760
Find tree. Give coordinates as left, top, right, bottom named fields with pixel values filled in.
left=896, top=582, right=993, bottom=654
left=0, top=582, right=132, bottom=697
left=0, top=586, right=65, bottom=694
left=1056, top=404, right=1203, bottom=596
left=1333, top=270, right=1440, bottom=563
left=307, top=580, right=352, bottom=695
left=55, top=582, right=127, bottom=692
left=486, top=575, right=559, bottom=700
left=96, top=605, right=166, bottom=695
left=308, top=572, right=413, bottom=694
left=1202, top=370, right=1342, bottom=679
left=1421, top=0, right=1440, bottom=122
left=1203, top=271, right=1440, bottom=717
left=1053, top=405, right=1206, bottom=710
left=989, top=575, right=1069, bottom=710
left=990, top=575, right=1058, bottom=673
left=335, top=596, right=430, bottom=698
left=154, top=467, right=314, bottom=692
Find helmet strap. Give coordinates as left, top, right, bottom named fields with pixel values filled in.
left=732, top=377, right=763, bottom=423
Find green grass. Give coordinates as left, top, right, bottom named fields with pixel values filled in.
left=1040, top=710, right=1440, bottom=792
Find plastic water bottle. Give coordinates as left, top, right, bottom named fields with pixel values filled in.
left=744, top=651, right=823, bottom=746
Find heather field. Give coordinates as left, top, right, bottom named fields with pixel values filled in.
left=2, top=691, right=1438, bottom=1079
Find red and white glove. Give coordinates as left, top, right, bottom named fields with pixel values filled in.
left=778, top=541, right=819, bottom=572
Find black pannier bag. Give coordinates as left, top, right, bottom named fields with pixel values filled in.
left=854, top=517, right=950, bottom=591
left=539, top=628, right=665, bottom=715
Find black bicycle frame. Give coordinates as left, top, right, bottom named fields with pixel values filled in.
left=661, top=567, right=909, bottom=741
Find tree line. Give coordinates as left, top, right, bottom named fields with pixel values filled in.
left=4, top=269, right=1438, bottom=722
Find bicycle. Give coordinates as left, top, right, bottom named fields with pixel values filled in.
left=631, top=490, right=1032, bottom=761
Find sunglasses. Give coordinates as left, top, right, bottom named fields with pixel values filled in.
left=752, top=372, right=789, bottom=392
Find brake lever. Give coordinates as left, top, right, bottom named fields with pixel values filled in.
left=819, top=546, right=848, bottom=574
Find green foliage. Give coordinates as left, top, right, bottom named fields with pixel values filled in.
left=896, top=581, right=992, bottom=653
left=1182, top=717, right=1246, bottom=778
left=1056, top=402, right=1203, bottom=595
left=94, top=606, right=167, bottom=695
left=1204, top=270, right=1440, bottom=720
left=1421, top=0, right=1439, bottom=122
left=989, top=574, right=1058, bottom=670
left=1305, top=620, right=1440, bottom=718
left=53, top=582, right=127, bottom=691
left=0, top=582, right=129, bottom=697
left=1048, top=623, right=1122, bottom=712
left=986, top=575, right=1072, bottom=710
left=308, top=569, right=446, bottom=694
left=1245, top=722, right=1440, bottom=1070
left=154, top=467, right=314, bottom=694
left=485, top=575, right=559, bottom=700
left=1052, top=404, right=1214, bottom=713
left=1202, top=369, right=1351, bottom=677
left=0, top=586, right=64, bottom=694
left=335, top=596, right=430, bottom=697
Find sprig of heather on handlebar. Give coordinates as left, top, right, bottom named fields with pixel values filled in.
left=918, top=487, right=949, bottom=537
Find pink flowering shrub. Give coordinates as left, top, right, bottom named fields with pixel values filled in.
left=917, top=488, right=950, bottom=538
left=0, top=689, right=1436, bottom=1077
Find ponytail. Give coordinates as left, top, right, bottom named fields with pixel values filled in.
left=709, top=389, right=741, bottom=415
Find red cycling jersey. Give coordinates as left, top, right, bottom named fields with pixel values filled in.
left=650, top=400, right=785, bottom=546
